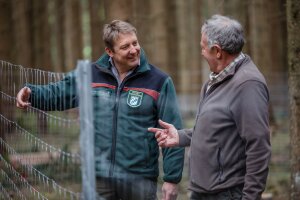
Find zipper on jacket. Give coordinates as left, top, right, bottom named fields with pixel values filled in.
left=109, top=85, right=122, bottom=176
left=95, top=63, right=146, bottom=176
left=108, top=72, right=142, bottom=176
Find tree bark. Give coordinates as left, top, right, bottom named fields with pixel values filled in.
left=11, top=0, right=33, bottom=67
left=63, top=0, right=83, bottom=71
left=287, top=0, right=300, bottom=198
left=49, top=0, right=66, bottom=72
left=165, top=0, right=179, bottom=87
left=32, top=0, right=52, bottom=70
left=132, top=0, right=151, bottom=56
left=89, top=0, right=105, bottom=61
left=0, top=1, right=12, bottom=62
left=174, top=0, right=202, bottom=94
left=147, top=0, right=168, bottom=72
left=103, top=0, right=133, bottom=22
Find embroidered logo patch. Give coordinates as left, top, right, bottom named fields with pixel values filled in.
left=127, top=90, right=143, bottom=107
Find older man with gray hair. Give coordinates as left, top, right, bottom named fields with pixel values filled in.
left=149, top=14, right=271, bottom=200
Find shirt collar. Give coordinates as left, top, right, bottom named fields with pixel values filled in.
left=209, top=52, right=245, bottom=83
left=109, top=57, right=137, bottom=85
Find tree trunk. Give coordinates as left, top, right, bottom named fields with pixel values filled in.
left=103, top=0, right=133, bottom=22
left=173, top=0, right=201, bottom=94
left=89, top=0, right=105, bottom=61
left=32, top=0, right=52, bottom=70
left=132, top=0, right=151, bottom=57
left=147, top=0, right=168, bottom=72
left=287, top=0, right=300, bottom=199
left=165, top=0, right=179, bottom=87
left=0, top=1, right=12, bottom=62
left=248, top=0, right=286, bottom=76
left=248, top=0, right=287, bottom=132
left=48, top=0, right=66, bottom=72
left=63, top=0, right=83, bottom=71
left=11, top=0, right=33, bottom=67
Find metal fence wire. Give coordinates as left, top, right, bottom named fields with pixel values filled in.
left=0, top=60, right=290, bottom=200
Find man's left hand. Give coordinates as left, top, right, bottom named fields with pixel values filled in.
left=161, top=182, right=178, bottom=200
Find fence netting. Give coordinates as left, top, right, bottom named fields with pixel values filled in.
left=0, top=60, right=81, bottom=199
left=0, top=60, right=291, bottom=200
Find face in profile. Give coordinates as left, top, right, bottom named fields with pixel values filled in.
left=200, top=33, right=218, bottom=73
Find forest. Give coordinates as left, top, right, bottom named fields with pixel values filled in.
left=0, top=0, right=299, bottom=199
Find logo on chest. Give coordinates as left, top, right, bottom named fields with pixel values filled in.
left=127, top=90, right=143, bottom=108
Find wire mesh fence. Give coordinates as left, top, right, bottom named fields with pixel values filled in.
left=0, top=61, right=81, bottom=199
left=0, top=60, right=290, bottom=200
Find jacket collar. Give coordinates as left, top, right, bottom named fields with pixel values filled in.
left=95, top=48, right=150, bottom=73
left=205, top=53, right=248, bottom=93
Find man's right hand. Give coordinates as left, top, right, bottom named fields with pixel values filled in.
left=148, top=119, right=179, bottom=148
left=16, top=87, right=31, bottom=109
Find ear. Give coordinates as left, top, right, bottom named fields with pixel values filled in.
left=213, top=45, right=222, bottom=59
left=105, top=47, right=114, bottom=57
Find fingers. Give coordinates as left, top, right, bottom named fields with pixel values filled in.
left=17, top=101, right=31, bottom=109
left=158, top=119, right=173, bottom=129
left=148, top=120, right=173, bottom=132
left=147, top=127, right=161, bottom=133
left=148, top=127, right=168, bottom=147
left=148, top=128, right=166, bottom=139
left=16, top=87, right=31, bottom=109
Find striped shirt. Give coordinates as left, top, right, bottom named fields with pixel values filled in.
left=207, top=53, right=245, bottom=92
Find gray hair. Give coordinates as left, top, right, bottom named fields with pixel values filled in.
left=201, top=14, right=245, bottom=54
left=103, top=20, right=137, bottom=50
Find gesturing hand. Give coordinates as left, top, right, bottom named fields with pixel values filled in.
left=148, top=119, right=179, bottom=148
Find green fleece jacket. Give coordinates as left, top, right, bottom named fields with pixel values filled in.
left=27, top=50, right=185, bottom=183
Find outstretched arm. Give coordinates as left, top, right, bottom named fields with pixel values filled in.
left=148, top=119, right=179, bottom=148
left=18, top=71, right=78, bottom=111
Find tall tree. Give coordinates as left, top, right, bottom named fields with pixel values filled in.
left=89, top=0, right=105, bottom=61
left=32, top=0, right=52, bottom=70
left=132, top=0, right=151, bottom=56
left=173, top=0, right=202, bottom=94
left=248, top=0, right=287, bottom=77
left=0, top=0, right=12, bottom=62
left=63, top=0, right=83, bottom=71
left=103, top=0, right=133, bottom=22
left=287, top=0, right=300, bottom=199
left=48, top=0, right=66, bottom=72
left=11, top=0, right=33, bottom=67
left=147, top=0, right=169, bottom=72
left=165, top=0, right=180, bottom=87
